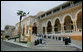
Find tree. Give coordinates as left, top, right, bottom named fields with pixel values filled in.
left=17, top=10, right=29, bottom=41
left=5, top=25, right=9, bottom=30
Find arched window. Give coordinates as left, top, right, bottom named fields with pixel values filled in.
left=54, top=19, right=61, bottom=34
left=22, top=25, right=25, bottom=36
left=26, top=25, right=28, bottom=33
left=47, top=21, right=52, bottom=34
left=64, top=15, right=73, bottom=33
left=32, top=22, right=37, bottom=35
left=43, top=27, right=45, bottom=34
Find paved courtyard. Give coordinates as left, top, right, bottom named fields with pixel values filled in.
left=1, top=40, right=49, bottom=51
left=1, top=39, right=82, bottom=51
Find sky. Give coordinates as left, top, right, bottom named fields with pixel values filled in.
left=1, top=1, right=67, bottom=30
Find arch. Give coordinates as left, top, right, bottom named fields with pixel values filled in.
left=75, top=9, right=82, bottom=21
left=53, top=17, right=61, bottom=25
left=32, top=19, right=39, bottom=27
left=47, top=21, right=52, bottom=34
left=33, top=22, right=37, bottom=27
left=46, top=19, right=52, bottom=27
left=76, top=9, right=82, bottom=31
left=63, top=13, right=73, bottom=23
left=32, top=22, right=37, bottom=35
left=32, top=21, right=38, bottom=27
left=54, top=18, right=61, bottom=33
left=64, top=15, right=73, bottom=33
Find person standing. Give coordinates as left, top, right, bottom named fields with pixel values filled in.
left=40, top=36, right=42, bottom=44
left=65, top=37, right=68, bottom=45
left=44, top=35, right=46, bottom=38
left=67, top=36, right=71, bottom=44
left=56, top=36, right=57, bottom=40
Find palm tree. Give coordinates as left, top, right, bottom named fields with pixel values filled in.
left=17, top=10, right=29, bottom=41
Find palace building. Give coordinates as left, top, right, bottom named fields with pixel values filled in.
left=15, top=1, right=82, bottom=41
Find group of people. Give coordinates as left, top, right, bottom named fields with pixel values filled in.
left=34, top=36, right=43, bottom=45
left=43, top=35, right=62, bottom=41
left=34, top=34, right=71, bottom=45
left=64, top=36, right=71, bottom=45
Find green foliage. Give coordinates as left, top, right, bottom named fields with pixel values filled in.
left=17, top=10, right=29, bottom=18
left=17, top=10, right=27, bottom=17
left=5, top=25, right=9, bottom=30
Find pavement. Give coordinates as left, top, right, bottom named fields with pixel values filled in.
left=1, top=40, right=50, bottom=51
left=2, top=38, right=82, bottom=51
left=71, top=40, right=82, bottom=48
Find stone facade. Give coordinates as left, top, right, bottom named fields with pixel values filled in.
left=15, top=1, right=82, bottom=41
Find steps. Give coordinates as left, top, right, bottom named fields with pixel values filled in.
left=44, top=39, right=65, bottom=45
left=33, top=44, right=81, bottom=51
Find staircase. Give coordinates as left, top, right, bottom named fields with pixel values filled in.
left=44, top=39, right=65, bottom=45
left=33, top=38, right=82, bottom=51
left=29, top=35, right=82, bottom=51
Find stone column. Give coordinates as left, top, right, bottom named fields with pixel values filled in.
left=45, top=27, right=47, bottom=35
left=21, top=26, right=23, bottom=34
left=25, top=24, right=26, bottom=36
left=52, top=25, right=55, bottom=34
left=21, top=25, right=23, bottom=40
left=73, top=21, right=76, bottom=32
left=27, top=25, right=32, bottom=42
left=29, top=26, right=32, bottom=35
left=73, top=21, right=78, bottom=32
left=28, top=26, right=30, bottom=35
left=75, top=21, right=78, bottom=32
left=26, top=25, right=28, bottom=34
left=61, top=23, right=65, bottom=34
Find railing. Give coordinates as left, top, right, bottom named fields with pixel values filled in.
left=46, top=11, right=52, bottom=16
left=55, top=32, right=61, bottom=34
left=65, top=30, right=73, bottom=33
left=53, top=8, right=60, bottom=13
left=41, top=14, right=45, bottom=18
left=47, top=32, right=52, bottom=34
